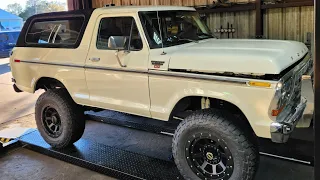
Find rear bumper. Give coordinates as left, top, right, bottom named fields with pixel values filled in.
left=270, top=97, right=307, bottom=143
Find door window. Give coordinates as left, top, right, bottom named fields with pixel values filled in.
left=96, top=17, right=143, bottom=51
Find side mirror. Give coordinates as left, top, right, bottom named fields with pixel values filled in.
left=109, top=36, right=130, bottom=68
left=108, top=36, right=127, bottom=50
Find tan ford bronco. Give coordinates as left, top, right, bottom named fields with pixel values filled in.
left=10, top=6, right=313, bottom=180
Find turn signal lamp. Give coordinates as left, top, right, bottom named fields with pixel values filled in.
left=248, top=81, right=271, bottom=88
left=271, top=105, right=285, bottom=116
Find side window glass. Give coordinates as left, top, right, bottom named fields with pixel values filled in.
left=26, top=18, right=83, bottom=45
left=97, top=17, right=143, bottom=51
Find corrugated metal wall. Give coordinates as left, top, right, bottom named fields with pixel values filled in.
left=91, top=0, right=314, bottom=42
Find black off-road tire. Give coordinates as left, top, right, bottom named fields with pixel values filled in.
left=172, top=109, right=259, bottom=180
left=35, top=88, right=85, bottom=149
left=0, top=143, right=3, bottom=152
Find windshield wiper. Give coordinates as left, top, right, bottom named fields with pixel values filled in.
left=197, top=32, right=217, bottom=39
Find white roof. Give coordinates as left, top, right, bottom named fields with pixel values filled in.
left=96, top=5, right=196, bottom=13
left=0, top=9, right=22, bottom=20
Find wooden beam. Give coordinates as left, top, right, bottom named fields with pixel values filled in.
left=67, top=0, right=76, bottom=10
left=314, top=2, right=320, bottom=180
left=197, top=3, right=256, bottom=14
left=68, top=0, right=92, bottom=10
left=196, top=0, right=314, bottom=14
left=261, top=1, right=314, bottom=9
left=256, top=0, right=263, bottom=37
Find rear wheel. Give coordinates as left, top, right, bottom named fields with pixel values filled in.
left=172, top=109, right=259, bottom=180
left=35, top=88, right=85, bottom=149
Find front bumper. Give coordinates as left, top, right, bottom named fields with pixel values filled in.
left=270, top=97, right=307, bottom=143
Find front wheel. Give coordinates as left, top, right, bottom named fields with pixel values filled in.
left=172, top=109, right=259, bottom=180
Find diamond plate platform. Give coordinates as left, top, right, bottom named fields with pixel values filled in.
left=19, top=130, right=183, bottom=180
left=87, top=111, right=314, bottom=166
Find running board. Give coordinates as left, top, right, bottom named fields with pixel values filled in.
left=19, top=130, right=183, bottom=180
left=87, top=113, right=314, bottom=166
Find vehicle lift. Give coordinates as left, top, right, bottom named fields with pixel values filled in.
left=0, top=112, right=314, bottom=180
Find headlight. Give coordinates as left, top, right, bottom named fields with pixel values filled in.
left=270, top=78, right=293, bottom=117
left=269, top=54, right=309, bottom=120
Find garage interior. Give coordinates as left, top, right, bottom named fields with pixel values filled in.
left=0, top=0, right=316, bottom=179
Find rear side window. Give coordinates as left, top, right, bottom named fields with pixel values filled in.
left=26, top=17, right=84, bottom=47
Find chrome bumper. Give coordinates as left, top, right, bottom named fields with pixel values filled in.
left=270, top=97, right=307, bottom=143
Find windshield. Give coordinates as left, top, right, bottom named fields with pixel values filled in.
left=139, top=11, right=214, bottom=49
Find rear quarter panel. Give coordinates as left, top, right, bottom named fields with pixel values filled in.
left=10, top=46, right=90, bottom=105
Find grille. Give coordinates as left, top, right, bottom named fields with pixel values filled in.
left=287, top=61, right=308, bottom=111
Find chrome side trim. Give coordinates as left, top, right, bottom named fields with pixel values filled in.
left=148, top=70, right=249, bottom=84
left=84, top=65, right=148, bottom=74
left=20, top=60, right=84, bottom=68
left=19, top=60, right=251, bottom=84
left=19, top=60, right=148, bottom=74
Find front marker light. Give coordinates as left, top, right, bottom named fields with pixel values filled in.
left=248, top=81, right=271, bottom=88
left=271, top=105, right=285, bottom=116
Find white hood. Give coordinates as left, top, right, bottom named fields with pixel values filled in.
left=168, top=39, right=309, bottom=75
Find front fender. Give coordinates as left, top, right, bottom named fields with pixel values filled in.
left=149, top=75, right=276, bottom=138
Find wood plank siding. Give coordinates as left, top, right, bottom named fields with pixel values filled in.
left=91, top=0, right=314, bottom=42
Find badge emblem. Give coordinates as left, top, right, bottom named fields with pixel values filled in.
left=206, top=152, right=214, bottom=160
left=151, top=61, right=165, bottom=69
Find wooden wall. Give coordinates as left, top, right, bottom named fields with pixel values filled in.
left=264, top=6, right=314, bottom=43
left=92, top=0, right=209, bottom=7
left=91, top=0, right=314, bottom=42
left=206, top=11, right=256, bottom=39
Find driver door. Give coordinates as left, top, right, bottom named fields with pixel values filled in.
left=85, top=14, right=151, bottom=117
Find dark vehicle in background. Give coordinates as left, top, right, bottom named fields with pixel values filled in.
left=0, top=31, right=20, bottom=58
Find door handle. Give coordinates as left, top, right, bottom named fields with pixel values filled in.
left=89, top=57, right=100, bottom=62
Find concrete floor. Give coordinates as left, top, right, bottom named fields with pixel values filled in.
left=0, top=58, right=42, bottom=125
